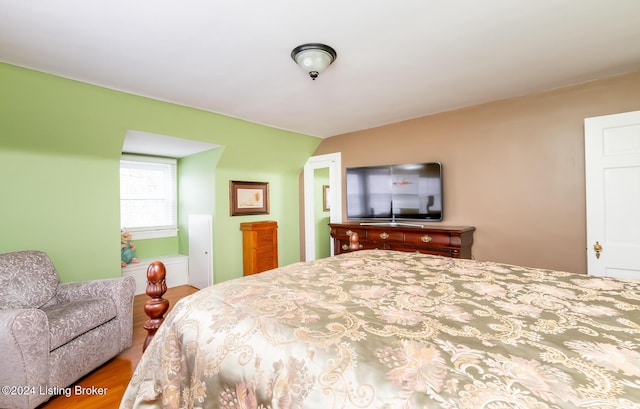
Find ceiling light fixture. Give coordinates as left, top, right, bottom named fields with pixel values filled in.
left=291, top=43, right=337, bottom=80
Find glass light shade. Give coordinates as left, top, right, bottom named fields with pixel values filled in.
left=295, top=49, right=333, bottom=76
left=291, top=43, right=337, bottom=80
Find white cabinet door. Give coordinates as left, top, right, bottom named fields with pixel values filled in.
left=188, top=214, right=213, bottom=288
left=585, top=110, right=640, bottom=279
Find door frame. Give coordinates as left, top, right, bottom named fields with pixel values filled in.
left=584, top=110, right=640, bottom=278
left=303, top=152, right=342, bottom=261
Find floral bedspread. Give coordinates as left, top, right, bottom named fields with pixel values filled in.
left=121, top=250, right=640, bottom=408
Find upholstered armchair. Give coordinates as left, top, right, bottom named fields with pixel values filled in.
left=0, top=250, right=136, bottom=409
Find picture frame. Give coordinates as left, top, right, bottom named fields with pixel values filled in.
left=230, top=181, right=270, bottom=216
left=323, top=185, right=330, bottom=211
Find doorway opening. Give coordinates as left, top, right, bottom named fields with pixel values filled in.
left=303, top=152, right=342, bottom=261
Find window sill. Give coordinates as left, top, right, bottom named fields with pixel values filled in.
left=128, top=228, right=178, bottom=240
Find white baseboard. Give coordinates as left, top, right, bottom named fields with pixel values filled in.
left=121, top=254, right=189, bottom=295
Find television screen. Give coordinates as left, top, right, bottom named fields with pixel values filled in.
left=346, top=162, right=442, bottom=221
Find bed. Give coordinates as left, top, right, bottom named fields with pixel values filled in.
left=121, top=249, right=640, bottom=408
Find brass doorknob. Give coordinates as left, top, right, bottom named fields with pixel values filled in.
left=593, top=241, right=603, bottom=259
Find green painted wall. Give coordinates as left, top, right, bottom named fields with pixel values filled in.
left=133, top=237, right=179, bottom=260
left=0, top=149, right=118, bottom=281
left=177, top=148, right=222, bottom=256
left=0, top=63, right=321, bottom=283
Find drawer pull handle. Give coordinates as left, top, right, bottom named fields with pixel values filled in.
left=342, top=244, right=349, bottom=250
left=345, top=229, right=353, bottom=236
left=380, top=232, right=389, bottom=240
left=421, top=235, right=432, bottom=243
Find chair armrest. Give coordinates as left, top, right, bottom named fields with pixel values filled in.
left=56, top=277, right=132, bottom=303
left=0, top=309, right=50, bottom=409
left=57, top=276, right=136, bottom=350
left=57, top=277, right=137, bottom=317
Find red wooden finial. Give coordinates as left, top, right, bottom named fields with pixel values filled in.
left=142, top=261, right=169, bottom=352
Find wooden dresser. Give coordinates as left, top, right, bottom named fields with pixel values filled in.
left=240, top=221, right=278, bottom=275
left=329, top=223, right=475, bottom=259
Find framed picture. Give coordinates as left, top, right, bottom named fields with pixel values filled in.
left=323, top=185, right=330, bottom=211
left=230, top=181, right=270, bottom=216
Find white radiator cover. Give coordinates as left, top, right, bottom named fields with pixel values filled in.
left=121, top=254, right=189, bottom=295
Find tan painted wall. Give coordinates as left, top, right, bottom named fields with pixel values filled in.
left=312, top=70, right=640, bottom=273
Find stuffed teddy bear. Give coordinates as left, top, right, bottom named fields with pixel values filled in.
left=121, top=229, right=140, bottom=267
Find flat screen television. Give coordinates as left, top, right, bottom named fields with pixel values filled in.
left=346, top=162, right=443, bottom=221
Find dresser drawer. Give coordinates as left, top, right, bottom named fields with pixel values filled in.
left=255, top=246, right=274, bottom=256
left=332, top=226, right=366, bottom=239
left=256, top=254, right=276, bottom=271
left=414, top=247, right=455, bottom=257
left=257, top=230, right=274, bottom=241
left=404, top=231, right=451, bottom=247
left=364, top=229, right=404, bottom=242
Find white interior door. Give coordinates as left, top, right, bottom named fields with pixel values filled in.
left=188, top=214, right=213, bottom=288
left=585, top=110, right=640, bottom=279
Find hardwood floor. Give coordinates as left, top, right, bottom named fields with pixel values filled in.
left=40, top=285, right=199, bottom=409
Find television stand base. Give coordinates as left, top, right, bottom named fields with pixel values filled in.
left=359, top=222, right=425, bottom=228
left=329, top=223, right=475, bottom=259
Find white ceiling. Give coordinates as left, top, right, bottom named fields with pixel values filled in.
left=2, top=1, right=640, bottom=139
left=123, top=130, right=220, bottom=157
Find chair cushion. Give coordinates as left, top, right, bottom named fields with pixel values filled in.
left=42, top=298, right=117, bottom=350
left=0, top=251, right=59, bottom=310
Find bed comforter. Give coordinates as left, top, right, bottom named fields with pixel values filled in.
left=121, top=250, right=640, bottom=408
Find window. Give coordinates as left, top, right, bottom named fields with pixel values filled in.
left=120, top=154, right=177, bottom=239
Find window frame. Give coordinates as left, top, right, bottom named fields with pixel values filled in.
left=120, top=154, right=178, bottom=240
